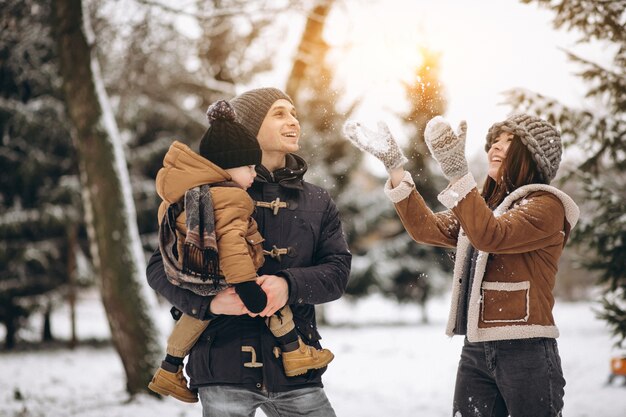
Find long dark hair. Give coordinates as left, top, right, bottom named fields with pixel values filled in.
left=481, top=136, right=546, bottom=209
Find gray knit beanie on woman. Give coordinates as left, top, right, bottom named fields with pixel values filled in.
left=229, top=88, right=293, bottom=137
left=485, top=114, right=562, bottom=183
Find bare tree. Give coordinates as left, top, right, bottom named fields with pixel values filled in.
left=285, top=0, right=360, bottom=196
left=286, top=2, right=331, bottom=102
left=53, top=0, right=161, bottom=394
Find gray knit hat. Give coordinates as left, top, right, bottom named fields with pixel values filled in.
left=485, top=114, right=562, bottom=183
left=229, top=88, right=293, bottom=136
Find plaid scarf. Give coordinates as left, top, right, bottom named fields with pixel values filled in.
left=158, top=184, right=227, bottom=296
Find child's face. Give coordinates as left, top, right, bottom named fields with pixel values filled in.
left=225, top=165, right=257, bottom=189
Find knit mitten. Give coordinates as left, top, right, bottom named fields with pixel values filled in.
left=424, top=116, right=469, bottom=180
left=343, top=120, right=408, bottom=171
left=234, top=281, right=267, bottom=314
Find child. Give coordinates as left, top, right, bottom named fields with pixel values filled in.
left=148, top=100, right=334, bottom=403
left=344, top=114, right=579, bottom=417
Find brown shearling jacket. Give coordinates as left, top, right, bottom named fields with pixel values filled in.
left=385, top=171, right=579, bottom=342
left=155, top=141, right=264, bottom=285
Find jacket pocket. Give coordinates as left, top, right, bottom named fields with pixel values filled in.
left=246, top=230, right=266, bottom=269
left=481, top=281, right=530, bottom=323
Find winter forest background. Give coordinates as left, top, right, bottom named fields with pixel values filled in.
left=1, top=0, right=625, bottom=416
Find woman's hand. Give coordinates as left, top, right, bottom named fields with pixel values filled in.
left=424, top=116, right=469, bottom=181
left=343, top=120, right=408, bottom=171
left=388, top=167, right=406, bottom=188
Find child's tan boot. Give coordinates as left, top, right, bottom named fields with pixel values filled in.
left=281, top=337, right=334, bottom=377
left=148, top=365, right=198, bottom=403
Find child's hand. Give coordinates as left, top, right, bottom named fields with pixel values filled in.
left=256, top=275, right=289, bottom=317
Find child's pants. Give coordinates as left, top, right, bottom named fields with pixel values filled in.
left=166, top=305, right=296, bottom=358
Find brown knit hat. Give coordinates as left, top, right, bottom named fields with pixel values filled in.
left=199, top=100, right=262, bottom=170
left=229, top=88, right=293, bottom=136
left=485, top=114, right=562, bottom=183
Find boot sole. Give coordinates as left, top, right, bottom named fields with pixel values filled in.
left=148, top=381, right=199, bottom=403
left=284, top=352, right=335, bottom=377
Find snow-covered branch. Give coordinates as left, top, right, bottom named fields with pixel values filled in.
left=133, top=0, right=304, bottom=21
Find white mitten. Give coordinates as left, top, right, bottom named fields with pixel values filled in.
left=343, top=120, right=408, bottom=171
left=424, top=116, right=468, bottom=180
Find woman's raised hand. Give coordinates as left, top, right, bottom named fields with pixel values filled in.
left=343, top=120, right=408, bottom=171
left=424, top=116, right=469, bottom=181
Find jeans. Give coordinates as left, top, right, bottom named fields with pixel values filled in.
left=453, top=337, right=565, bottom=417
left=198, top=385, right=337, bottom=417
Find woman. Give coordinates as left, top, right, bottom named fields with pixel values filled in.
left=343, top=114, right=579, bottom=417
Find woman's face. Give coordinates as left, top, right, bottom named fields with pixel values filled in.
left=487, top=131, right=514, bottom=180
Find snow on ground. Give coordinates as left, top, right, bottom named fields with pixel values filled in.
left=1, top=292, right=625, bottom=417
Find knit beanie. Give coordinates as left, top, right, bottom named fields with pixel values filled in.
left=485, top=114, right=562, bottom=183
left=199, top=100, right=262, bottom=170
left=229, top=88, right=293, bottom=136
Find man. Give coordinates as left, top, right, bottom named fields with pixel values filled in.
left=147, top=87, right=352, bottom=416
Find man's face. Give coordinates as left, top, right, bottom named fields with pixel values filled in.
left=256, top=99, right=300, bottom=155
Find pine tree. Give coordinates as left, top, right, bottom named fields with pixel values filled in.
left=334, top=48, right=454, bottom=322
left=373, top=48, right=452, bottom=322
left=509, top=0, right=626, bottom=346
left=0, top=0, right=86, bottom=348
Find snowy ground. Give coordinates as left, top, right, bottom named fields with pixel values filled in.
left=1, top=292, right=625, bottom=417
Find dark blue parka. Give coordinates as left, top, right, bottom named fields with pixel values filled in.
left=147, top=154, right=352, bottom=392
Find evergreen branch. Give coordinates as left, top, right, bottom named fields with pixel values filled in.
left=521, top=0, right=626, bottom=44
left=0, top=206, right=81, bottom=240
left=598, top=294, right=626, bottom=348
left=560, top=48, right=626, bottom=108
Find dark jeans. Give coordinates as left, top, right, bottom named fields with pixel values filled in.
left=198, top=385, right=336, bottom=417
left=453, top=337, right=565, bottom=417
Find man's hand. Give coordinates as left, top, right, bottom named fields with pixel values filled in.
left=256, top=274, right=289, bottom=317
left=210, top=287, right=255, bottom=316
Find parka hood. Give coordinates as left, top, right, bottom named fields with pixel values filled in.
left=156, top=140, right=231, bottom=204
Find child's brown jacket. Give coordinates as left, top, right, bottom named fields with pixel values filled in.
left=156, top=141, right=264, bottom=285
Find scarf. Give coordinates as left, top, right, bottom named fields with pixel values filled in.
left=158, top=184, right=227, bottom=296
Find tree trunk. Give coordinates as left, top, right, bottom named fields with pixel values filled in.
left=4, top=316, right=16, bottom=350
left=53, top=0, right=161, bottom=395
left=286, top=2, right=332, bottom=102
left=42, top=301, right=53, bottom=342
left=419, top=302, right=429, bottom=325
left=67, top=224, right=78, bottom=350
